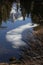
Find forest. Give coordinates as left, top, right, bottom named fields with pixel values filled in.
left=0, top=0, right=43, bottom=24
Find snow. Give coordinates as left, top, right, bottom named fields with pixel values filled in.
left=6, top=17, right=38, bottom=48
left=6, top=2, right=39, bottom=48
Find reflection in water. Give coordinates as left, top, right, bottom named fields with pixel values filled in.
left=6, top=20, right=38, bottom=48
left=0, top=0, right=43, bottom=64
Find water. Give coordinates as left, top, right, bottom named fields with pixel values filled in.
left=0, top=2, right=43, bottom=63
left=0, top=16, right=39, bottom=62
